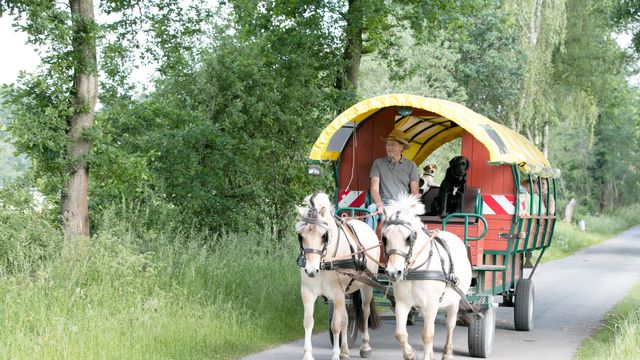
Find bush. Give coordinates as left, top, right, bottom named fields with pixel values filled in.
left=0, top=184, right=61, bottom=276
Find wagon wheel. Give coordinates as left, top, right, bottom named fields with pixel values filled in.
left=467, top=305, right=496, bottom=358
left=514, top=278, right=535, bottom=331
left=328, top=303, right=358, bottom=347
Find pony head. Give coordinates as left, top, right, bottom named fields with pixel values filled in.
left=295, top=192, right=334, bottom=277
left=382, top=193, right=425, bottom=281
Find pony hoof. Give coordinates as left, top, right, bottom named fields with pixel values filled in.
left=359, top=348, right=372, bottom=358
left=402, top=348, right=417, bottom=360
left=339, top=355, right=350, bottom=360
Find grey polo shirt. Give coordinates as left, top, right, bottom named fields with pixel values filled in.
left=370, top=156, right=420, bottom=202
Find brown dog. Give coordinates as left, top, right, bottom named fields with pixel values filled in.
left=420, top=164, right=438, bottom=193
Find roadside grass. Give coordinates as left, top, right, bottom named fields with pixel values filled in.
left=543, top=203, right=640, bottom=262
left=574, top=281, right=640, bottom=360
left=0, top=195, right=638, bottom=359
left=0, top=204, right=328, bottom=360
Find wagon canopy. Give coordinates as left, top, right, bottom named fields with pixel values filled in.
left=309, top=94, right=556, bottom=177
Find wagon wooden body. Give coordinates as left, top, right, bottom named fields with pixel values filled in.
left=309, top=94, right=558, bottom=357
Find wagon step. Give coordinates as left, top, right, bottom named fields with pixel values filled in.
left=472, top=264, right=508, bottom=271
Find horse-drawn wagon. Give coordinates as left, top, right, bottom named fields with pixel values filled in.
left=299, top=93, right=559, bottom=358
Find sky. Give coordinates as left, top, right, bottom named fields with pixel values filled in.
left=1, top=13, right=638, bottom=87
left=0, top=14, right=154, bottom=90
left=0, top=16, right=40, bottom=85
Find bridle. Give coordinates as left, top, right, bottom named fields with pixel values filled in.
left=297, top=193, right=331, bottom=267
left=382, top=211, right=446, bottom=277
left=382, top=211, right=419, bottom=267
left=297, top=215, right=329, bottom=266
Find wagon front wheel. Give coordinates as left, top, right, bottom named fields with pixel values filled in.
left=514, top=278, right=535, bottom=331
left=468, top=305, right=496, bottom=358
left=328, top=303, right=358, bottom=347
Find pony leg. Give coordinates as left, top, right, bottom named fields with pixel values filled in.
left=359, top=287, right=374, bottom=358
left=421, top=305, right=438, bottom=360
left=395, top=301, right=417, bottom=360
left=442, top=303, right=460, bottom=360
left=331, top=294, right=347, bottom=360
left=301, top=289, right=316, bottom=360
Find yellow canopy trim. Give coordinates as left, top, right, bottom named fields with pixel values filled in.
left=309, top=94, right=555, bottom=177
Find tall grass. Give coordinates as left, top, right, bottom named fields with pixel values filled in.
left=0, top=202, right=326, bottom=359
left=574, top=281, right=640, bottom=360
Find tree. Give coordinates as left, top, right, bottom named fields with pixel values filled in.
left=337, top=0, right=477, bottom=97
left=0, top=0, right=211, bottom=241
left=612, top=0, right=640, bottom=53
left=510, top=0, right=567, bottom=155
left=90, top=4, right=339, bottom=233
left=64, top=0, right=98, bottom=238
left=549, top=0, right=640, bottom=212
left=453, top=0, right=526, bottom=124
left=1, top=0, right=97, bottom=239
left=359, top=29, right=468, bottom=103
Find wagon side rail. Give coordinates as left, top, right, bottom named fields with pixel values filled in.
left=441, top=213, right=488, bottom=244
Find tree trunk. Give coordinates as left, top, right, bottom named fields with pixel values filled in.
left=564, top=198, right=577, bottom=223
left=62, top=0, right=98, bottom=239
left=335, top=0, right=363, bottom=91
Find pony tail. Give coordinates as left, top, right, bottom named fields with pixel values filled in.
left=352, top=290, right=382, bottom=332
left=352, top=291, right=365, bottom=332
left=368, top=299, right=381, bottom=329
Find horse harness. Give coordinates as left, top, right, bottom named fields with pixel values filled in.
left=383, top=213, right=482, bottom=318
left=297, top=197, right=369, bottom=292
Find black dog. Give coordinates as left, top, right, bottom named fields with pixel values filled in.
left=430, top=156, right=470, bottom=217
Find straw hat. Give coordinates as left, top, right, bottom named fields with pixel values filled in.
left=381, top=129, right=411, bottom=149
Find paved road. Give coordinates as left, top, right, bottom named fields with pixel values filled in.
left=242, top=225, right=640, bottom=360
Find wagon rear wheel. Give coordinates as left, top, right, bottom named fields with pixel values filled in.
left=514, top=278, right=535, bottom=331
left=468, top=305, right=495, bottom=358
left=328, top=303, right=358, bottom=347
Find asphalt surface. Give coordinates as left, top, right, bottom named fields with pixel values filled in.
left=242, top=225, right=640, bottom=360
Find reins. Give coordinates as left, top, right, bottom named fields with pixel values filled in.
left=339, top=209, right=382, bottom=221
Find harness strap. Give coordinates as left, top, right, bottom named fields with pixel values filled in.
left=303, top=248, right=323, bottom=255
left=386, top=248, right=409, bottom=258
left=337, top=217, right=368, bottom=271
left=404, top=270, right=448, bottom=281
left=406, top=228, right=437, bottom=270
left=405, top=269, right=482, bottom=319
left=321, top=259, right=359, bottom=270
left=323, top=244, right=382, bottom=263
left=333, top=268, right=389, bottom=293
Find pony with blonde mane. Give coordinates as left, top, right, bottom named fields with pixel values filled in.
left=382, top=193, right=472, bottom=360
left=296, top=192, right=381, bottom=360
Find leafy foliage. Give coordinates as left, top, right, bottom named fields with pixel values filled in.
left=92, top=27, right=336, bottom=232
left=454, top=0, right=526, bottom=124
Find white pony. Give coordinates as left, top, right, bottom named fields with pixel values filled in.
left=296, top=192, right=382, bottom=360
left=382, top=193, right=472, bottom=360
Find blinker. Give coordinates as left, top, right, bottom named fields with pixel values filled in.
left=297, top=255, right=306, bottom=267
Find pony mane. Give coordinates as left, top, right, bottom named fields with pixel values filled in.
left=385, top=193, right=425, bottom=218
left=295, top=192, right=334, bottom=233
